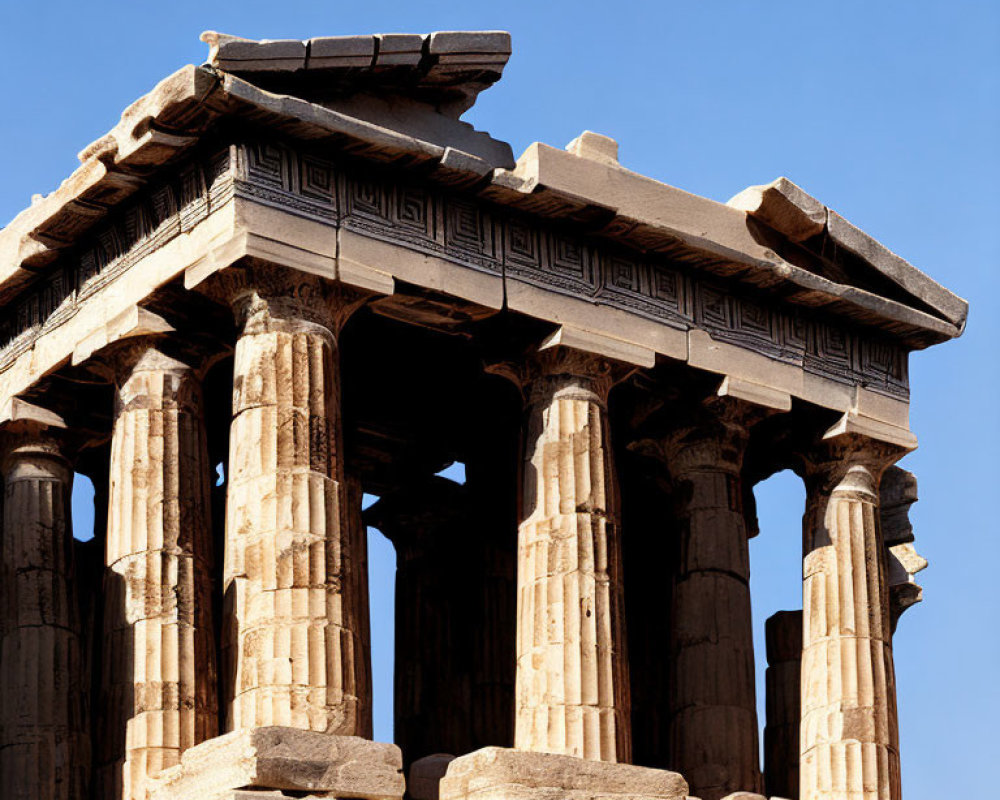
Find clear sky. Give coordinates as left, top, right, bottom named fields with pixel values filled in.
left=2, top=1, right=997, bottom=797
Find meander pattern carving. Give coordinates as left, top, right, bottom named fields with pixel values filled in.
left=0, top=139, right=908, bottom=399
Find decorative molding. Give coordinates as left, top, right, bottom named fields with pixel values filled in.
left=0, top=137, right=910, bottom=401
left=0, top=145, right=235, bottom=371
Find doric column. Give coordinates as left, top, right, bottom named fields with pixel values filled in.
left=651, top=400, right=762, bottom=799
left=220, top=270, right=372, bottom=735
left=798, top=435, right=902, bottom=800
left=497, top=345, right=631, bottom=763
left=0, top=404, right=90, bottom=800
left=99, top=344, right=218, bottom=800
left=367, top=476, right=513, bottom=765
left=764, top=609, right=802, bottom=799
left=368, top=478, right=473, bottom=764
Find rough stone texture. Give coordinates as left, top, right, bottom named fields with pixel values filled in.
left=878, top=467, right=925, bottom=631
left=799, top=438, right=902, bottom=800
left=499, top=346, right=632, bottom=763
left=0, top=424, right=90, bottom=800
left=147, top=727, right=403, bottom=800
left=99, top=345, right=218, bottom=800
left=727, top=177, right=826, bottom=242
left=439, top=747, right=688, bottom=800
left=763, top=611, right=801, bottom=800
left=222, top=272, right=372, bottom=735
left=654, top=402, right=762, bottom=800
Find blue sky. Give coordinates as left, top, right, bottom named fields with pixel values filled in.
left=2, top=1, right=997, bottom=796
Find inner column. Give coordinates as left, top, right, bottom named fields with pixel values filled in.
left=0, top=408, right=90, bottom=800
left=659, top=400, right=762, bottom=799
left=507, top=345, right=631, bottom=763
left=222, top=271, right=372, bottom=735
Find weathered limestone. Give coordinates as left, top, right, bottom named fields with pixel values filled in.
left=147, top=727, right=404, bottom=800
left=648, top=400, right=763, bottom=800
left=0, top=26, right=967, bottom=800
left=220, top=269, right=372, bottom=735
left=878, top=467, right=925, bottom=631
left=0, top=407, right=90, bottom=800
left=798, top=436, right=902, bottom=800
left=764, top=610, right=802, bottom=800
left=439, top=747, right=689, bottom=800
left=496, top=343, right=632, bottom=762
left=99, top=344, right=218, bottom=800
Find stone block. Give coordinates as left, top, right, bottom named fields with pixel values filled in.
left=375, top=34, right=425, bottom=67
left=428, top=31, right=512, bottom=56
left=308, top=36, right=375, bottom=69
left=720, top=794, right=766, bottom=800
left=148, top=728, right=404, bottom=800
left=410, top=754, right=456, bottom=800
left=439, top=747, right=688, bottom=800
left=727, top=177, right=826, bottom=243
left=215, top=39, right=307, bottom=73
left=566, top=131, right=619, bottom=166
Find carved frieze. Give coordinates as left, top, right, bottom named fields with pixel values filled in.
left=0, top=137, right=909, bottom=400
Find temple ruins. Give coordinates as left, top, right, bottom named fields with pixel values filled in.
left=0, top=29, right=965, bottom=800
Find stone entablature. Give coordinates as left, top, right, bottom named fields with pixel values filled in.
left=0, top=27, right=967, bottom=800
left=0, top=135, right=939, bottom=447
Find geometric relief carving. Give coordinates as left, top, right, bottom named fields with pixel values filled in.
left=243, top=140, right=287, bottom=190
left=809, top=321, right=854, bottom=371
left=860, top=338, right=909, bottom=396
left=0, top=135, right=913, bottom=402
left=346, top=174, right=387, bottom=222
left=237, top=140, right=336, bottom=222
left=396, top=185, right=432, bottom=236
left=0, top=146, right=235, bottom=367
left=546, top=232, right=595, bottom=292
left=505, top=217, right=541, bottom=271
left=695, top=283, right=733, bottom=330
left=444, top=198, right=484, bottom=254
left=734, top=298, right=774, bottom=342
left=300, top=155, right=336, bottom=205
left=606, top=253, right=643, bottom=294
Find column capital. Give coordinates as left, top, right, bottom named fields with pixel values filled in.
left=0, top=399, right=74, bottom=472
left=363, top=476, right=468, bottom=551
left=200, top=262, right=372, bottom=335
left=488, top=341, right=636, bottom=408
left=630, top=391, right=771, bottom=475
left=795, top=431, right=907, bottom=494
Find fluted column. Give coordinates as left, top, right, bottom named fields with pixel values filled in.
left=221, top=271, right=371, bottom=735
left=0, top=410, right=90, bottom=800
left=100, top=345, right=218, bottom=800
left=799, top=436, right=901, bottom=800
left=764, top=609, right=802, bottom=799
left=500, top=345, right=631, bottom=763
left=656, top=403, right=761, bottom=799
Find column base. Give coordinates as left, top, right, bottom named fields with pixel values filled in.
left=148, top=728, right=404, bottom=800
left=439, top=747, right=689, bottom=800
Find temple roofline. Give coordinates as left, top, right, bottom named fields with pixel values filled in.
left=0, top=30, right=967, bottom=348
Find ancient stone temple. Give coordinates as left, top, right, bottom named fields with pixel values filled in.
left=0, top=29, right=964, bottom=800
